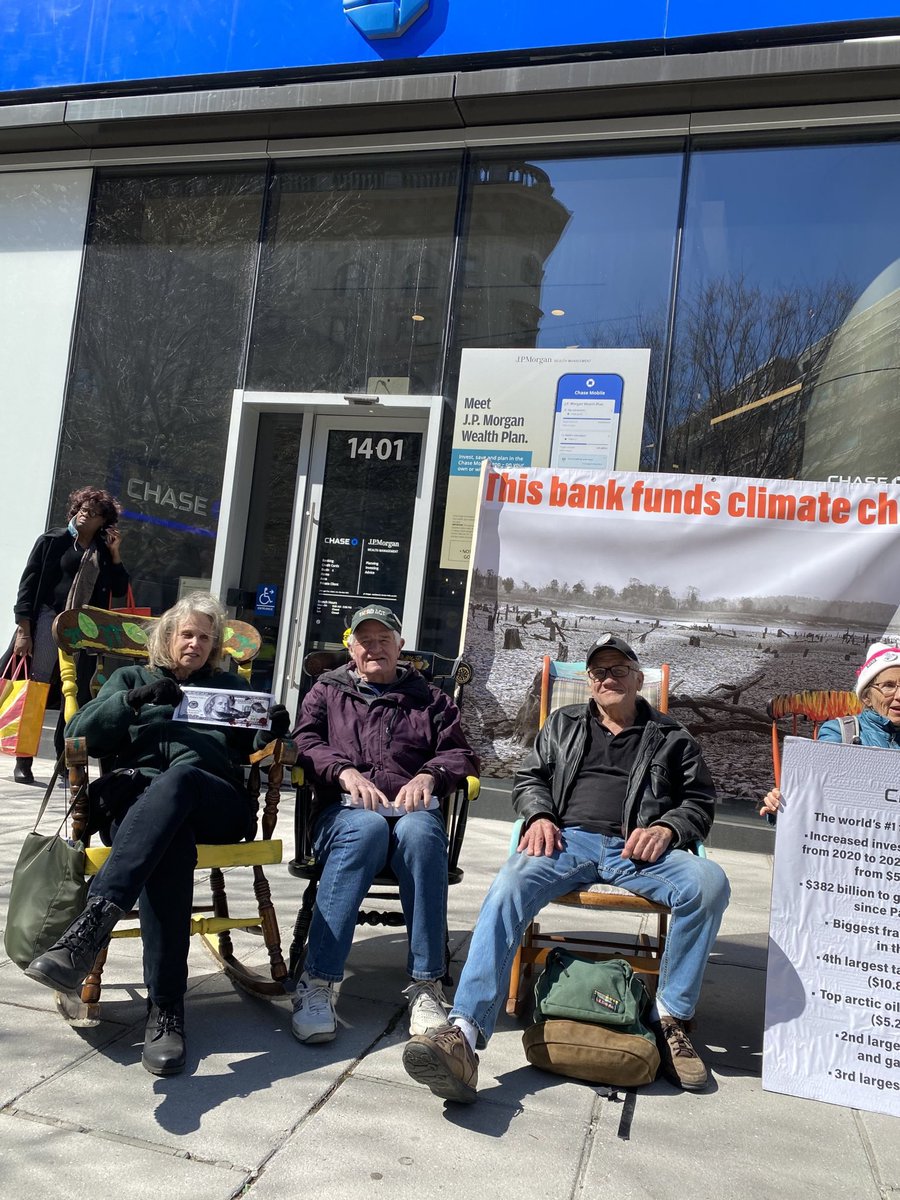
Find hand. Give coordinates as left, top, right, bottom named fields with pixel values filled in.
left=267, top=704, right=291, bottom=739
left=760, top=787, right=782, bottom=818
left=338, top=766, right=390, bottom=811
left=517, top=817, right=564, bottom=857
left=126, top=677, right=183, bottom=710
left=13, top=628, right=32, bottom=658
left=104, top=526, right=122, bottom=562
left=621, top=824, right=673, bottom=863
left=393, top=772, right=435, bottom=812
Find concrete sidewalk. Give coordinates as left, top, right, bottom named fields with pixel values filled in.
left=1, top=742, right=897, bottom=1200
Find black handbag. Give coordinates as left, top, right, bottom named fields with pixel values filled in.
left=4, top=759, right=88, bottom=971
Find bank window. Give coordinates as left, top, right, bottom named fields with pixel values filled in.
left=452, top=148, right=684, bottom=459
left=246, top=154, right=462, bottom=395
left=51, top=166, right=266, bottom=612
left=661, top=138, right=900, bottom=482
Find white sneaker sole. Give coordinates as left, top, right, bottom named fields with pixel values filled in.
left=292, top=1023, right=337, bottom=1044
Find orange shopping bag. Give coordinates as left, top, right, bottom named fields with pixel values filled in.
left=108, top=585, right=152, bottom=618
left=0, top=657, right=50, bottom=757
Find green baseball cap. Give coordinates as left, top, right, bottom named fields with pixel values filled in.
left=349, top=604, right=402, bottom=635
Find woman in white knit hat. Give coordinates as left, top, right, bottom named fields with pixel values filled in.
left=760, top=641, right=900, bottom=818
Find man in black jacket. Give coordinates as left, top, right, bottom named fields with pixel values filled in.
left=403, top=632, right=730, bottom=1102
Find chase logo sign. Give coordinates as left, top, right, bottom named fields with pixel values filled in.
left=343, top=0, right=429, bottom=38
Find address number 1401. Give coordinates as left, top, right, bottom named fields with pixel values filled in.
left=347, top=436, right=404, bottom=461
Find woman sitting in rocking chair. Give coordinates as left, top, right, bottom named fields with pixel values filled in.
left=24, top=593, right=290, bottom=1077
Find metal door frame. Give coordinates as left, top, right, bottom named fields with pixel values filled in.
left=212, top=390, right=443, bottom=708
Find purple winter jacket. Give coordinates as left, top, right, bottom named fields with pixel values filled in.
left=293, top=663, right=479, bottom=822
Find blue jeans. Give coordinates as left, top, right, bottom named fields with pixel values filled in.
left=305, top=804, right=449, bottom=983
left=450, top=828, right=731, bottom=1046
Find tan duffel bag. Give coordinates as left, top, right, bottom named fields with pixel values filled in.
left=523, top=1017, right=660, bottom=1087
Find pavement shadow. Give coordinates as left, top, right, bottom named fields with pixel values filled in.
left=437, top=1065, right=709, bottom=1135
left=60, top=985, right=310, bottom=1134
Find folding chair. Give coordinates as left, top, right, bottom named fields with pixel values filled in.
left=286, top=648, right=479, bottom=983
left=50, top=604, right=295, bottom=1025
left=506, top=654, right=690, bottom=1018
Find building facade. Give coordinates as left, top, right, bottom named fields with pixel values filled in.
left=2, top=3, right=900, bottom=710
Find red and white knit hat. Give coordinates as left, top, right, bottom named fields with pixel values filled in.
left=856, top=642, right=900, bottom=696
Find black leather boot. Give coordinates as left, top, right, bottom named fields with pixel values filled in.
left=25, top=895, right=125, bottom=992
left=14, top=757, right=34, bottom=784
left=142, top=1001, right=186, bottom=1076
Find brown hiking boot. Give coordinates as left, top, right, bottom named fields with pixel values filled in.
left=656, top=1016, right=708, bottom=1091
left=402, top=1023, right=479, bottom=1104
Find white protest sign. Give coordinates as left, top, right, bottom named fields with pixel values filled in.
left=763, top=736, right=900, bottom=1117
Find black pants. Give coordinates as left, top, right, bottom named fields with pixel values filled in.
left=90, top=763, right=253, bottom=1007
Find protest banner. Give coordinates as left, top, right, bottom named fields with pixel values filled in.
left=461, top=464, right=900, bottom=802
left=763, top=736, right=900, bottom=1118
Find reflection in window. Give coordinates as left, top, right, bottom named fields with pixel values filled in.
left=420, top=147, right=683, bottom=656
left=53, top=167, right=265, bottom=611
left=247, top=156, right=462, bottom=395
left=454, top=150, right=684, bottom=460
left=239, top=413, right=306, bottom=688
left=662, top=141, right=900, bottom=481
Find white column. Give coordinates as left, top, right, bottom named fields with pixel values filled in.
left=0, top=168, right=92, bottom=622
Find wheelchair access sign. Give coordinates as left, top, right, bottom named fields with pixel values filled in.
left=255, top=584, right=278, bottom=616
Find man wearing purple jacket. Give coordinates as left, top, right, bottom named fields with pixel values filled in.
left=291, top=604, right=479, bottom=1045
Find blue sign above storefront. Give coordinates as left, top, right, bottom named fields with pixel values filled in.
left=1, top=1, right=898, bottom=93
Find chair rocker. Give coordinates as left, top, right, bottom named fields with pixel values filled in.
left=506, top=654, right=696, bottom=1018
left=286, top=648, right=479, bottom=984
left=51, top=604, right=295, bottom=1025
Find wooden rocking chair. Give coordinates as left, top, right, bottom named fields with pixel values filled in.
left=51, top=604, right=294, bottom=1025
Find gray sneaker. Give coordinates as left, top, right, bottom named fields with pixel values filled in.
left=402, top=1023, right=479, bottom=1103
left=403, top=979, right=449, bottom=1036
left=291, top=973, right=337, bottom=1043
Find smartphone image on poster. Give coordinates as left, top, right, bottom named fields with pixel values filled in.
left=550, top=373, right=624, bottom=470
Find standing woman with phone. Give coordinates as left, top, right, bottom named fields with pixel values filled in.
left=9, top=486, right=129, bottom=782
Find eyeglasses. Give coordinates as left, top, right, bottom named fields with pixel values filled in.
left=870, top=679, right=900, bottom=697
left=78, top=504, right=103, bottom=517
left=587, top=664, right=635, bottom=682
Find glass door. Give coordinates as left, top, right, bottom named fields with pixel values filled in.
left=285, top=413, right=431, bottom=708
left=212, top=391, right=442, bottom=714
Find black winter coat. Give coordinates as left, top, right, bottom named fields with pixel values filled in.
left=512, top=697, right=716, bottom=848
left=14, top=527, right=129, bottom=624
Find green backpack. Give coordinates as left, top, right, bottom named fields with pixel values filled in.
left=524, top=949, right=661, bottom=1087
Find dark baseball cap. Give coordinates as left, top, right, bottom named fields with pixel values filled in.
left=586, top=632, right=640, bottom=665
left=349, top=604, right=402, bottom=635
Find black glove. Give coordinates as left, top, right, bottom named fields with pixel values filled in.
left=267, top=704, right=291, bottom=739
left=125, top=678, right=184, bottom=710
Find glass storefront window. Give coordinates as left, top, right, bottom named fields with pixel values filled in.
left=663, top=139, right=900, bottom=481
left=454, top=149, right=684, bottom=455
left=419, top=146, right=684, bottom=656
left=246, top=155, right=462, bottom=396
left=53, top=166, right=266, bottom=611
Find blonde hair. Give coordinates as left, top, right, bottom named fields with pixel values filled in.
left=147, top=592, right=227, bottom=671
